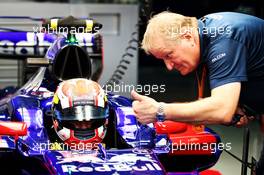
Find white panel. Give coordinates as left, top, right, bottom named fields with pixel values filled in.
left=90, top=13, right=120, bottom=35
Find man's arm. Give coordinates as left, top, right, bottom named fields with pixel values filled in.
left=132, top=82, right=241, bottom=125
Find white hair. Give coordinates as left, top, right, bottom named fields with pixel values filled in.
left=142, top=11, right=197, bottom=54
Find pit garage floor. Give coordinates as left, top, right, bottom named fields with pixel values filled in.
left=210, top=122, right=262, bottom=175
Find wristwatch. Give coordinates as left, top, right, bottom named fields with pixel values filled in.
left=156, top=102, right=165, bottom=122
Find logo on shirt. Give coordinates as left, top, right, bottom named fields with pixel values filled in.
left=207, top=14, right=223, bottom=20
left=211, top=53, right=226, bottom=63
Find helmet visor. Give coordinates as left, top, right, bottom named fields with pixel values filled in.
left=54, top=105, right=108, bottom=121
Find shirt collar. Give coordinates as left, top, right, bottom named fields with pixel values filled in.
left=198, top=19, right=209, bottom=64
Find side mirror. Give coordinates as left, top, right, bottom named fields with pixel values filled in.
left=0, top=121, right=27, bottom=140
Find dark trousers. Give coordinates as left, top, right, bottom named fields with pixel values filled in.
left=256, top=139, right=264, bottom=175
left=239, top=80, right=264, bottom=174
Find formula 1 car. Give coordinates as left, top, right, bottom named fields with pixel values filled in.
left=0, top=16, right=222, bottom=175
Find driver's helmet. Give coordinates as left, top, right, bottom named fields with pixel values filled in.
left=52, top=78, right=108, bottom=146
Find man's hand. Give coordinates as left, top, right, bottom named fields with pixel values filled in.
left=131, top=90, right=159, bottom=124
left=234, top=106, right=254, bottom=127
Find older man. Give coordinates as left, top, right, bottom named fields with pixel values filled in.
left=132, top=11, right=264, bottom=174
left=132, top=11, right=264, bottom=125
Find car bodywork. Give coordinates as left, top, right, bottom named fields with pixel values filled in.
left=0, top=16, right=221, bottom=175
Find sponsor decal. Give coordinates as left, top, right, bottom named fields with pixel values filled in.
left=211, top=53, right=226, bottom=63
left=0, top=36, right=50, bottom=56
left=55, top=152, right=162, bottom=173
left=60, top=163, right=162, bottom=173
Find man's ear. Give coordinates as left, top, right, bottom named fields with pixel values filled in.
left=180, top=30, right=194, bottom=41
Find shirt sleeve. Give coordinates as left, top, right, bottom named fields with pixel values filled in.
left=206, top=38, right=248, bottom=89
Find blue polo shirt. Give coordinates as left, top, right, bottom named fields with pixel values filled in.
left=198, top=12, right=264, bottom=89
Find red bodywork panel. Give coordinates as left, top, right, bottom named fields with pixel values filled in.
left=200, top=169, right=222, bottom=175
left=155, top=121, right=218, bottom=155
left=155, top=121, right=188, bottom=134
left=0, top=121, right=27, bottom=139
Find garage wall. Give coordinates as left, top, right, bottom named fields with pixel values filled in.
left=0, top=59, right=18, bottom=88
